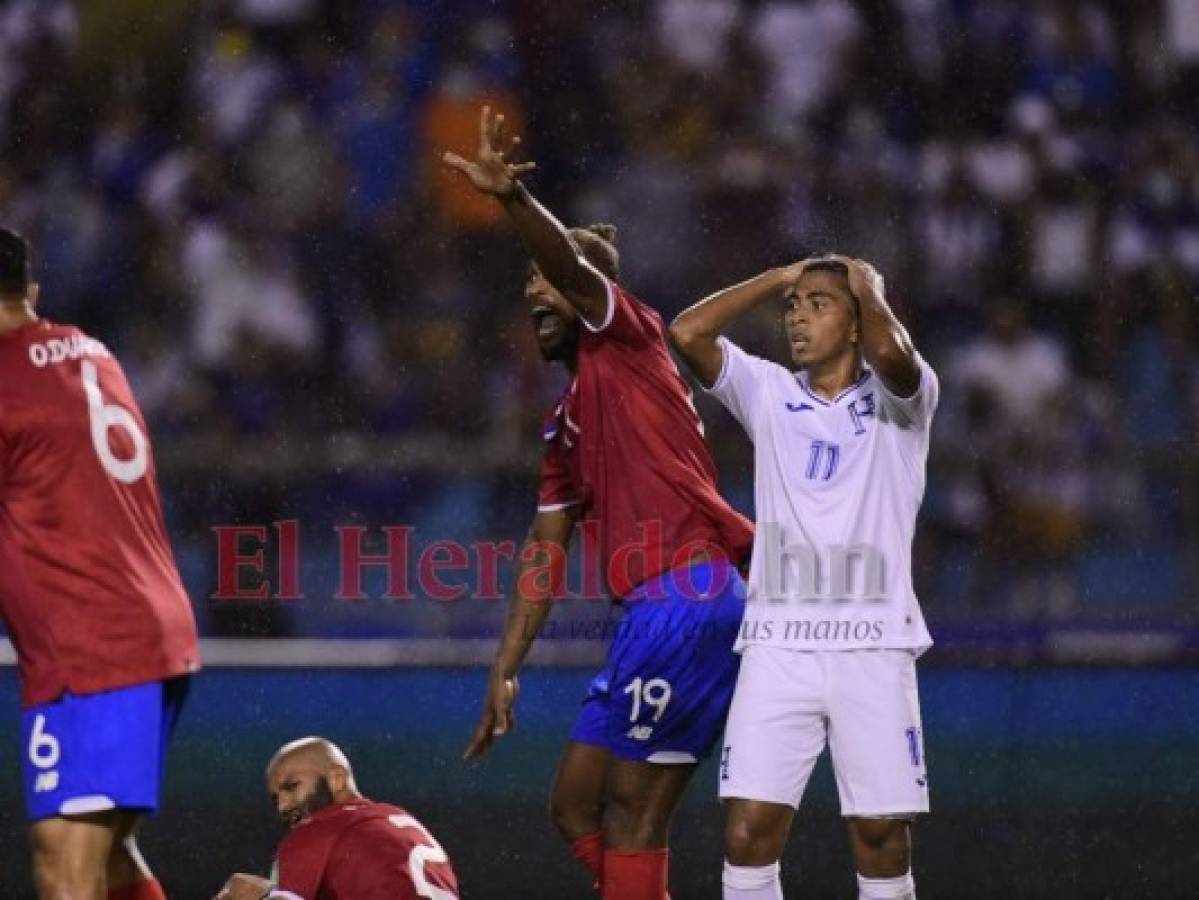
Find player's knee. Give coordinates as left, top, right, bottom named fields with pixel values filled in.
left=723, top=811, right=786, bottom=867
left=548, top=790, right=601, bottom=842
left=601, top=786, right=666, bottom=849
left=852, top=818, right=906, bottom=851
left=850, top=817, right=910, bottom=876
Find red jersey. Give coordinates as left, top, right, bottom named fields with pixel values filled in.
left=274, top=799, right=460, bottom=900
left=538, top=279, right=753, bottom=598
left=0, top=320, right=199, bottom=706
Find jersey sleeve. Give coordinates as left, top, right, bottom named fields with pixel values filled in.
left=537, top=437, right=582, bottom=512
left=875, top=353, right=939, bottom=432
left=0, top=424, right=8, bottom=496
left=705, top=336, right=771, bottom=441
left=579, top=278, right=654, bottom=346
left=273, top=827, right=333, bottom=900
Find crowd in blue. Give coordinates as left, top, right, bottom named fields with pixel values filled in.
left=0, top=0, right=1195, bottom=634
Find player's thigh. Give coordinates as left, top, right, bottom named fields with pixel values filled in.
left=31, top=811, right=121, bottom=889
left=826, top=650, right=929, bottom=818
left=718, top=646, right=827, bottom=810
left=602, top=756, right=698, bottom=848
left=549, top=741, right=611, bottom=838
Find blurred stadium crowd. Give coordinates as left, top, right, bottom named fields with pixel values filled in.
left=1, top=0, right=1196, bottom=630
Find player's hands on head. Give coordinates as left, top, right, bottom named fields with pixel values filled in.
left=780, top=259, right=812, bottom=289
left=464, top=672, right=520, bottom=760
left=215, top=873, right=272, bottom=900
left=785, top=256, right=885, bottom=304
left=834, top=256, right=885, bottom=303
left=442, top=105, right=536, bottom=198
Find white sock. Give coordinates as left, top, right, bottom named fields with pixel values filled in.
left=857, top=870, right=915, bottom=899
left=723, top=860, right=784, bottom=899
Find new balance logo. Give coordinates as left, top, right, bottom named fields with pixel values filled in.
left=34, top=771, right=59, bottom=793
left=785, top=402, right=815, bottom=412
left=626, top=725, right=654, bottom=741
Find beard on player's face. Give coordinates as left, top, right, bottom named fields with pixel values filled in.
left=527, top=270, right=580, bottom=364
left=533, top=311, right=579, bottom=362
left=280, top=774, right=336, bottom=827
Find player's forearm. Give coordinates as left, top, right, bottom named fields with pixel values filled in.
left=670, top=267, right=793, bottom=383
left=673, top=267, right=793, bottom=343
left=500, top=181, right=602, bottom=305
left=491, top=598, right=550, bottom=681
left=856, top=289, right=920, bottom=393
left=490, top=537, right=568, bottom=679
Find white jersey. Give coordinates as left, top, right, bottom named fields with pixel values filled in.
left=708, top=337, right=938, bottom=653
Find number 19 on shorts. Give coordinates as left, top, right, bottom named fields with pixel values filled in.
left=623, top=677, right=672, bottom=725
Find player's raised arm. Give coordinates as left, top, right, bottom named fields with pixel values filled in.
left=836, top=256, right=921, bottom=398
left=442, top=106, right=608, bottom=326
left=669, top=265, right=805, bottom=386
left=464, top=504, right=579, bottom=761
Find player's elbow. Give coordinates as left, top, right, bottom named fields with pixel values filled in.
left=668, top=316, right=722, bottom=384
left=865, top=340, right=906, bottom=372
left=668, top=315, right=707, bottom=356
left=868, top=343, right=921, bottom=397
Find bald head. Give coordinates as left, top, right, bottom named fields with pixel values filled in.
left=267, top=736, right=361, bottom=827
left=268, top=736, right=353, bottom=777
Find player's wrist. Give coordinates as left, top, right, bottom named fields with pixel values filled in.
left=491, top=664, right=518, bottom=683
left=498, top=179, right=528, bottom=205
left=772, top=265, right=800, bottom=291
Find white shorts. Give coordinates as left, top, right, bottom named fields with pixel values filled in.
left=717, top=645, right=929, bottom=817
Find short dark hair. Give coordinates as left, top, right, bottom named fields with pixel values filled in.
left=800, top=255, right=858, bottom=317
left=0, top=227, right=31, bottom=297
left=801, top=256, right=848, bottom=278
left=570, top=223, right=620, bottom=281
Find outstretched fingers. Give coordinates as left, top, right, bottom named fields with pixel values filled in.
left=442, top=151, right=470, bottom=174
left=491, top=111, right=506, bottom=151
left=478, top=104, right=493, bottom=155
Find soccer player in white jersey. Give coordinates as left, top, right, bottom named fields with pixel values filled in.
left=669, top=256, right=938, bottom=900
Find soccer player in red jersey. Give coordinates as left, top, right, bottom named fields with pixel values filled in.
left=0, top=228, right=200, bottom=900
left=215, top=737, right=460, bottom=900
left=446, top=109, right=754, bottom=900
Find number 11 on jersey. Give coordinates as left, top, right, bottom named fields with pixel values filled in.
left=806, top=440, right=840, bottom=482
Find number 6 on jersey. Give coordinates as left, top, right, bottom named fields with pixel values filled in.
left=82, top=359, right=147, bottom=484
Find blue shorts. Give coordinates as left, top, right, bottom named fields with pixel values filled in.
left=21, top=677, right=189, bottom=822
left=570, top=559, right=745, bottom=763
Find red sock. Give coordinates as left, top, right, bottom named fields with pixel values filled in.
left=570, top=832, right=604, bottom=892
left=108, top=879, right=166, bottom=900
left=602, top=848, right=669, bottom=900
